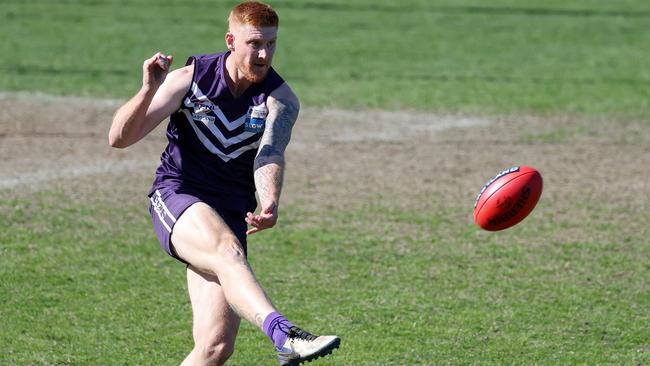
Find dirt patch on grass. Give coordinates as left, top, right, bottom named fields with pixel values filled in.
left=1, top=93, right=649, bottom=243
left=0, top=93, right=490, bottom=197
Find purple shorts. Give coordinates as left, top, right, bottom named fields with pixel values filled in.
left=148, top=185, right=254, bottom=264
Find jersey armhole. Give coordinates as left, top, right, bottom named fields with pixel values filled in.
left=180, top=56, right=197, bottom=102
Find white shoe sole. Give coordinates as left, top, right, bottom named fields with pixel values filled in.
left=280, top=336, right=341, bottom=366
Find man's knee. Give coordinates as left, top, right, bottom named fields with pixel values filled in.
left=213, top=238, right=247, bottom=265
left=183, top=237, right=248, bottom=278
left=181, top=228, right=246, bottom=269
left=195, top=339, right=235, bottom=366
left=171, top=202, right=247, bottom=267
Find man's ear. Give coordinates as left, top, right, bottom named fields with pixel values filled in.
left=225, top=32, right=235, bottom=51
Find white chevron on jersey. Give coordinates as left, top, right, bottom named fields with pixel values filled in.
left=183, top=109, right=260, bottom=162
left=182, top=109, right=256, bottom=148
left=186, top=82, right=247, bottom=131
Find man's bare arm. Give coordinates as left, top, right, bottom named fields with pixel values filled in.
left=108, top=53, right=191, bottom=148
left=246, top=83, right=300, bottom=234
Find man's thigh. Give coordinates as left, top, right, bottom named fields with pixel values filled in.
left=171, top=201, right=246, bottom=274
left=150, top=187, right=250, bottom=265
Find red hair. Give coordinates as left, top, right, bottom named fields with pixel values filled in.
left=228, top=1, right=279, bottom=28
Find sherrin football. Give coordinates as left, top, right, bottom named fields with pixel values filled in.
left=473, top=166, right=543, bottom=231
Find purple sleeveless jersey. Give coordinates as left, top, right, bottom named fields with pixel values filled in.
left=150, top=51, right=285, bottom=208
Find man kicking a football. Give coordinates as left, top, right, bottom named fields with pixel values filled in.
left=108, top=2, right=340, bottom=365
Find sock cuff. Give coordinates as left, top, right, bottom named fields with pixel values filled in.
left=262, top=311, right=283, bottom=333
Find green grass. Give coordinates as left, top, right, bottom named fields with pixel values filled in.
left=2, top=1, right=650, bottom=365
left=1, top=193, right=189, bottom=364
left=1, top=0, right=650, bottom=116
left=2, top=193, right=648, bottom=365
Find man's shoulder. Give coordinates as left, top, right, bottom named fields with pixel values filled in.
left=167, top=65, right=194, bottom=87
left=269, top=82, right=299, bottom=106
left=175, top=64, right=194, bottom=75
left=155, top=64, right=194, bottom=108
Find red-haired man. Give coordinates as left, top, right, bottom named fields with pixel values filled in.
left=109, top=2, right=340, bottom=365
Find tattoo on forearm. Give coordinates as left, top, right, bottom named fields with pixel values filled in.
left=254, top=97, right=299, bottom=204
left=255, top=163, right=283, bottom=205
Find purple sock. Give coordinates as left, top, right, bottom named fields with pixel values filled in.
left=263, top=311, right=294, bottom=350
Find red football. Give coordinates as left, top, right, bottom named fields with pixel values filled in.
left=473, top=166, right=543, bottom=231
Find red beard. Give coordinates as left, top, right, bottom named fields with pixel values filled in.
left=242, top=63, right=269, bottom=83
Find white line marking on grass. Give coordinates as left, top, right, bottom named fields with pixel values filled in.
left=0, top=159, right=155, bottom=190
left=292, top=108, right=492, bottom=146
left=0, top=92, right=494, bottom=191
left=0, top=91, right=123, bottom=107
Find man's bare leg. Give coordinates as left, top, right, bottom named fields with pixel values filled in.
left=180, top=267, right=240, bottom=366
left=171, top=202, right=275, bottom=327
left=171, top=202, right=340, bottom=365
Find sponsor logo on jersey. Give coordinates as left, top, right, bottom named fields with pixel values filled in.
left=244, top=103, right=268, bottom=133
left=193, top=102, right=215, bottom=115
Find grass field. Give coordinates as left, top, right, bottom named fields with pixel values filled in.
left=2, top=0, right=650, bottom=116
left=1, top=0, right=650, bottom=365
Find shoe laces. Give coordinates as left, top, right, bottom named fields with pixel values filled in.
left=288, top=326, right=317, bottom=341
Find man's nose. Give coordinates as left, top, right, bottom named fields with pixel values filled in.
left=258, top=46, right=272, bottom=59
left=258, top=48, right=267, bottom=59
